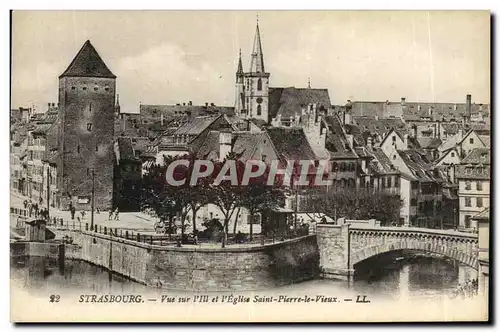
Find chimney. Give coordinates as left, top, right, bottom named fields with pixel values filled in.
left=466, top=94, right=472, bottom=118
left=479, top=104, right=483, bottom=111
left=401, top=97, right=406, bottom=105
left=47, top=103, right=50, bottom=108
left=453, top=104, right=457, bottom=112
left=417, top=104, right=421, bottom=112
left=457, top=128, right=464, bottom=141
left=160, top=113, right=164, bottom=126
left=219, top=131, right=232, bottom=161
left=211, top=103, right=215, bottom=106
left=205, top=102, right=209, bottom=107
left=403, top=134, right=409, bottom=150
left=428, top=106, right=433, bottom=117
left=188, top=101, right=192, bottom=106
left=367, top=136, right=373, bottom=149
left=183, top=103, right=186, bottom=106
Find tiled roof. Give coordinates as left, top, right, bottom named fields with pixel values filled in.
left=116, top=137, right=136, bottom=160
left=344, top=124, right=366, bottom=146
left=60, top=40, right=115, bottom=78
left=349, top=101, right=397, bottom=118
left=195, top=131, right=270, bottom=161
left=140, top=104, right=235, bottom=119
left=268, top=87, right=331, bottom=119
left=437, top=129, right=473, bottom=152
left=478, top=135, right=490, bottom=148
left=369, top=147, right=399, bottom=174
left=323, top=115, right=357, bottom=159
left=31, top=123, right=55, bottom=135
left=417, top=137, right=442, bottom=149
left=441, top=123, right=461, bottom=135
left=404, top=102, right=490, bottom=122
left=397, top=149, right=441, bottom=182
left=461, top=148, right=490, bottom=165
left=173, top=115, right=220, bottom=136
left=266, top=127, right=317, bottom=162
left=352, top=116, right=407, bottom=138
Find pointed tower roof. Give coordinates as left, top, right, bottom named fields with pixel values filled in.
left=249, top=21, right=266, bottom=73
left=236, top=49, right=244, bottom=76
left=60, top=40, right=116, bottom=79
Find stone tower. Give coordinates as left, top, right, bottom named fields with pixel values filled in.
left=234, top=49, right=245, bottom=117
left=243, top=21, right=270, bottom=122
left=57, top=40, right=116, bottom=211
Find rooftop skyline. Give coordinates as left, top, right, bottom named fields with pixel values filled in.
left=12, top=10, right=490, bottom=113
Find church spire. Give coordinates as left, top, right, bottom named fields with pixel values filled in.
left=236, top=48, right=243, bottom=77
left=249, top=17, right=265, bottom=73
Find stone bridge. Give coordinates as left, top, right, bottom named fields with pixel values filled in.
left=316, top=224, right=478, bottom=280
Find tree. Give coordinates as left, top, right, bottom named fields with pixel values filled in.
left=240, top=165, right=286, bottom=241
left=141, top=160, right=180, bottom=239
left=142, top=154, right=214, bottom=239
left=303, top=187, right=402, bottom=225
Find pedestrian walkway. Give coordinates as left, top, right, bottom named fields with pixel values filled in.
left=10, top=192, right=159, bottom=231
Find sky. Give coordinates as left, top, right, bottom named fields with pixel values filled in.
left=11, top=10, right=490, bottom=113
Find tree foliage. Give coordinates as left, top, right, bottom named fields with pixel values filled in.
left=303, top=187, right=403, bottom=225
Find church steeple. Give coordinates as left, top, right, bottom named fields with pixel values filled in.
left=236, top=49, right=244, bottom=80
left=249, top=19, right=265, bottom=73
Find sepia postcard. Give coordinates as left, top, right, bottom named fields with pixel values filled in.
left=10, top=10, right=491, bottom=323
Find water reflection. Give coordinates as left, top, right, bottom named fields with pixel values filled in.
left=11, top=254, right=476, bottom=301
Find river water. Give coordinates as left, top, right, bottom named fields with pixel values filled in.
left=10, top=253, right=478, bottom=303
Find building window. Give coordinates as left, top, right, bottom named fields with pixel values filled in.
left=82, top=86, right=87, bottom=91
left=477, top=181, right=482, bottom=191
left=387, top=177, right=392, bottom=188
left=411, top=182, right=418, bottom=190
left=451, top=152, right=455, bottom=157
left=96, top=145, right=99, bottom=152
left=94, top=86, right=98, bottom=91
left=257, top=105, right=262, bottom=116
left=332, top=162, right=338, bottom=172
left=465, top=197, right=471, bottom=207
left=105, top=86, right=110, bottom=92
left=465, top=181, right=471, bottom=190
left=87, top=123, right=92, bottom=131
left=71, top=86, right=76, bottom=90
left=477, top=197, right=483, bottom=208
left=392, top=136, right=396, bottom=142
left=77, top=145, right=80, bottom=153
left=465, top=215, right=471, bottom=228
left=469, top=138, right=474, bottom=144
left=257, top=78, right=262, bottom=91
left=395, top=176, right=400, bottom=187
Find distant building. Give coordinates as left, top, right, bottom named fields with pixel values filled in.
left=455, top=148, right=490, bottom=230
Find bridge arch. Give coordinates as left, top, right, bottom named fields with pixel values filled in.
left=350, top=240, right=478, bottom=270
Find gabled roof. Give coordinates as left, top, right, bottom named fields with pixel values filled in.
left=140, top=104, right=235, bottom=119
left=352, top=116, right=407, bottom=138
left=323, top=115, right=358, bottom=159
left=368, top=147, right=399, bottom=174
left=461, top=148, right=490, bottom=165
left=417, top=137, right=442, bottom=149
left=268, top=87, right=331, bottom=119
left=396, top=149, right=441, bottom=182
left=195, top=131, right=272, bottom=161
left=60, top=40, right=116, bottom=79
left=173, top=115, right=222, bottom=136
left=266, top=127, right=317, bottom=162
left=438, top=129, right=476, bottom=152
left=433, top=147, right=460, bottom=165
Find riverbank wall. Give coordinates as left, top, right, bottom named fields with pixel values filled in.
left=29, top=231, right=320, bottom=291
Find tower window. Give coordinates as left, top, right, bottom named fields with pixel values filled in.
left=96, top=145, right=99, bottom=152
left=77, top=145, right=80, bottom=153
left=71, top=86, right=76, bottom=90
left=105, top=86, right=110, bottom=92
left=94, top=86, right=98, bottom=91
left=82, top=86, right=87, bottom=91
left=257, top=105, right=262, bottom=116
left=87, top=123, right=92, bottom=131
left=257, top=78, right=262, bottom=91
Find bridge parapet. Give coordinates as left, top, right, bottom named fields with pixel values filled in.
left=316, top=223, right=479, bottom=281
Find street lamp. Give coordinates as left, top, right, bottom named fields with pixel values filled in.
left=91, top=169, right=95, bottom=230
